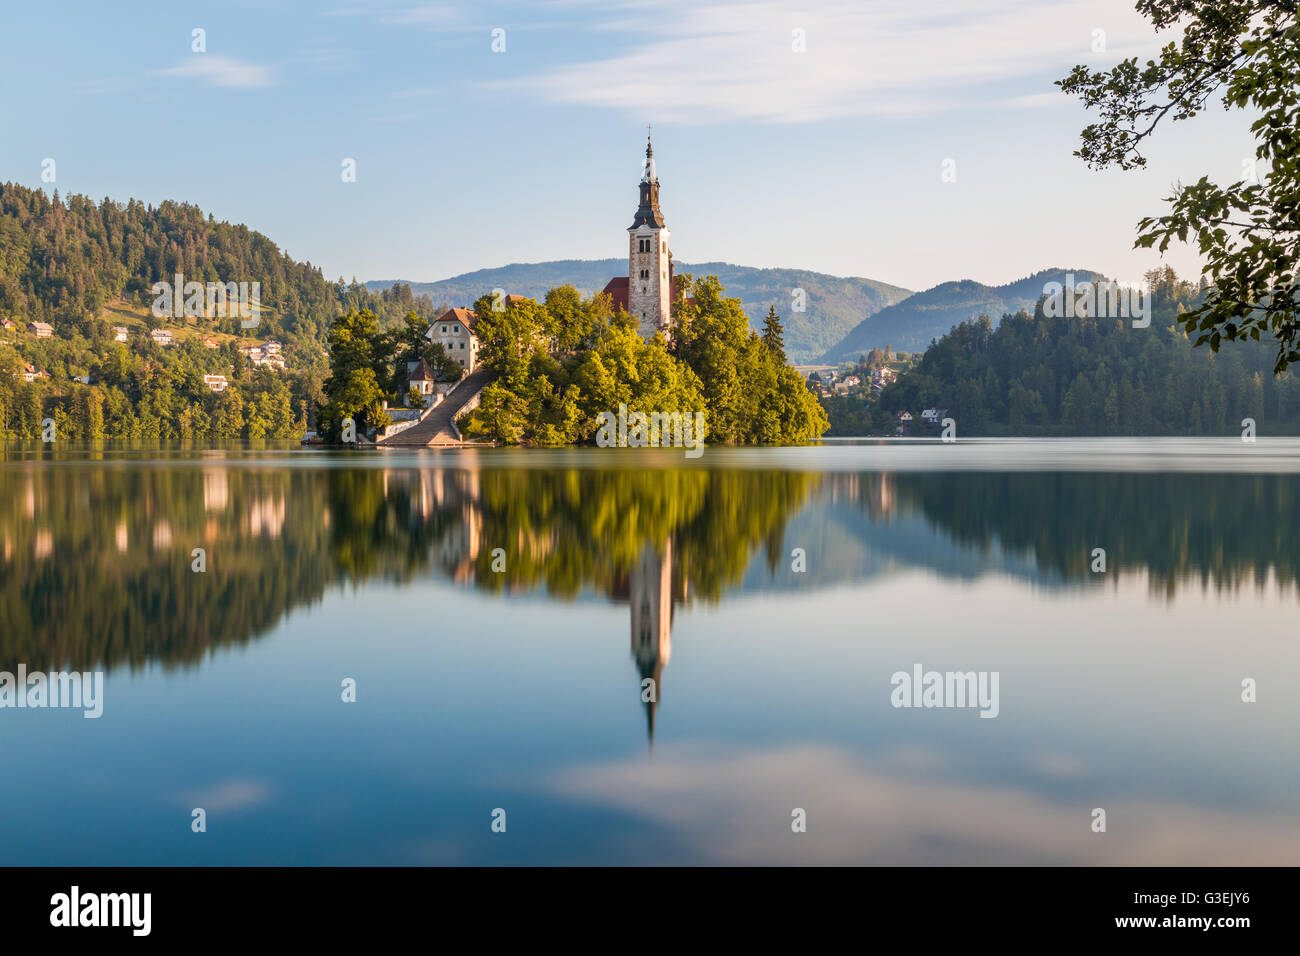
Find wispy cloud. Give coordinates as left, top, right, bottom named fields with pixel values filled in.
left=155, top=55, right=274, bottom=89
left=498, top=0, right=1160, bottom=123
left=381, top=3, right=462, bottom=26
left=544, top=744, right=1300, bottom=864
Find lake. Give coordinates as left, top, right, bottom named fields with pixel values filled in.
left=1, top=439, right=1298, bottom=865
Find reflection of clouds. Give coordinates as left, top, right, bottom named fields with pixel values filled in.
left=545, top=745, right=1300, bottom=865
left=180, top=779, right=271, bottom=813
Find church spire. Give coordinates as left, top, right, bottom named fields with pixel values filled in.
left=642, top=127, right=656, bottom=184
left=632, top=130, right=666, bottom=229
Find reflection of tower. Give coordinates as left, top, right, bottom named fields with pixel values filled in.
left=630, top=539, right=673, bottom=750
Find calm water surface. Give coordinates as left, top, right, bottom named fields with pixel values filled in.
left=1, top=439, right=1297, bottom=865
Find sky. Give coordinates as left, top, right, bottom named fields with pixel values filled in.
left=0, top=0, right=1262, bottom=293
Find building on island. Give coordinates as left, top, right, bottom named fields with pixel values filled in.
left=425, top=307, right=480, bottom=373
left=601, top=132, right=688, bottom=339
left=406, top=357, right=438, bottom=402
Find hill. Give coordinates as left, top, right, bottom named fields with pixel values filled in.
left=819, top=268, right=1108, bottom=362
left=366, top=261, right=913, bottom=363
left=847, top=270, right=1300, bottom=436
left=0, top=182, right=441, bottom=439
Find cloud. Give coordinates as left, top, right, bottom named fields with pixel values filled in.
left=543, top=744, right=1300, bottom=864
left=498, top=0, right=1161, bottom=123
left=155, top=55, right=274, bottom=89
left=179, top=779, right=272, bottom=813
left=381, top=3, right=462, bottom=26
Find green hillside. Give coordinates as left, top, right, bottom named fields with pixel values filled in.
left=367, top=261, right=913, bottom=363
left=841, top=270, right=1300, bottom=436
left=0, top=182, right=438, bottom=439
left=820, top=268, right=1108, bottom=362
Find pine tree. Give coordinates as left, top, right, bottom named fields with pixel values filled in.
left=761, top=306, right=785, bottom=362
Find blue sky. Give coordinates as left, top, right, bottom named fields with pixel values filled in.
left=0, top=0, right=1259, bottom=292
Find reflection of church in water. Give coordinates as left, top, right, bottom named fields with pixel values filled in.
left=389, top=467, right=681, bottom=750
left=612, top=541, right=679, bottom=750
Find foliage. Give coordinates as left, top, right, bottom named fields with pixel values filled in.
left=1058, top=0, right=1300, bottom=371
left=0, top=181, right=439, bottom=439
left=460, top=276, right=828, bottom=446
left=833, top=268, right=1300, bottom=436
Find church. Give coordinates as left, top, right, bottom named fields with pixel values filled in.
left=600, top=132, right=688, bottom=338
left=420, top=133, right=683, bottom=389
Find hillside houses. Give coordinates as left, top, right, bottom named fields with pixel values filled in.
left=113, top=326, right=129, bottom=342
left=203, top=374, right=229, bottom=393
left=20, top=363, right=48, bottom=383
left=150, top=328, right=173, bottom=346
left=239, top=341, right=286, bottom=370
left=29, top=321, right=53, bottom=338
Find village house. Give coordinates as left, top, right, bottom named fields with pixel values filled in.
left=255, top=351, right=286, bottom=370
left=425, top=307, right=480, bottom=372
left=203, top=374, right=228, bottom=393
left=871, top=367, right=898, bottom=387
left=69, top=374, right=90, bottom=385
left=921, top=408, right=948, bottom=425
left=150, top=328, right=173, bottom=346
left=20, top=363, right=48, bottom=383
left=113, top=326, right=129, bottom=342
left=29, top=320, right=53, bottom=338
left=240, top=343, right=285, bottom=369
left=203, top=337, right=219, bottom=349
left=895, top=410, right=913, bottom=436
left=1, top=318, right=16, bottom=331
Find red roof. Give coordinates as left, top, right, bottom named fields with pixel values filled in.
left=434, top=307, right=477, bottom=330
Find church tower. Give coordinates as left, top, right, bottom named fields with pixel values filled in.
left=628, top=132, right=673, bottom=338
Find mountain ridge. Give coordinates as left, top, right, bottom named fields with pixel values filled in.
left=366, top=260, right=913, bottom=364
left=818, top=268, right=1109, bottom=362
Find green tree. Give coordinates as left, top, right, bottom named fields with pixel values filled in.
left=761, top=305, right=786, bottom=361
left=320, top=309, right=389, bottom=441
left=1059, top=0, right=1300, bottom=371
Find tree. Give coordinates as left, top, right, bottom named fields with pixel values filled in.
left=1058, top=0, right=1300, bottom=371
left=761, top=305, right=786, bottom=361
left=320, top=309, right=389, bottom=441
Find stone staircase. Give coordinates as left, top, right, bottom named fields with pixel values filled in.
left=378, top=367, right=493, bottom=447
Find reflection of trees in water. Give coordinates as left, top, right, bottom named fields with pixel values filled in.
left=0, top=464, right=335, bottom=671
left=879, top=471, right=1300, bottom=597
left=7, top=462, right=1294, bottom=674
left=0, top=464, right=817, bottom=673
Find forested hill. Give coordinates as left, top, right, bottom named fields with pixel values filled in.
left=820, top=268, right=1109, bottom=362
left=872, top=271, right=1300, bottom=436
left=0, top=181, right=436, bottom=355
left=368, top=261, right=913, bottom=363
left=0, top=182, right=438, bottom=439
